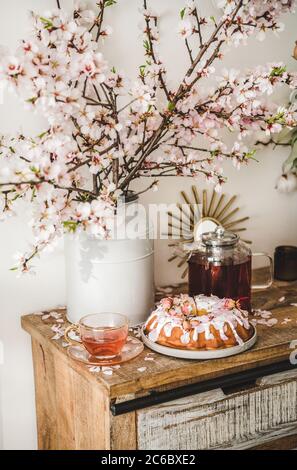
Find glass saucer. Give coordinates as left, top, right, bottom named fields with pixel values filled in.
left=67, top=336, right=144, bottom=366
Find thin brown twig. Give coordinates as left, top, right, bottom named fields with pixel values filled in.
left=112, top=158, right=119, bottom=186
left=93, top=84, right=102, bottom=102
left=193, top=7, right=203, bottom=47
left=96, top=1, right=106, bottom=42
left=93, top=174, right=99, bottom=195
left=134, top=180, right=158, bottom=196
left=0, top=180, right=95, bottom=197
left=255, top=139, right=291, bottom=148
left=185, top=39, right=194, bottom=64
left=117, top=98, right=138, bottom=114
left=143, top=0, right=170, bottom=101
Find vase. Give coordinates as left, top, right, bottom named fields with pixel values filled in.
left=64, top=195, right=155, bottom=325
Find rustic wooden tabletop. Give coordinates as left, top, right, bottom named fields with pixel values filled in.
left=21, top=269, right=297, bottom=400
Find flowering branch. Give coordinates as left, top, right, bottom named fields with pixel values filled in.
left=0, top=180, right=96, bottom=197
left=176, top=0, right=244, bottom=103
left=95, top=1, right=108, bottom=42
left=143, top=0, right=171, bottom=101
left=0, top=0, right=296, bottom=272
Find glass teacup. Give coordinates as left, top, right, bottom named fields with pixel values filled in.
left=65, top=313, right=129, bottom=359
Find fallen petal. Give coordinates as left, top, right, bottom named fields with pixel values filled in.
left=52, top=333, right=62, bottom=340
left=267, top=318, right=278, bottom=326
left=89, top=366, right=101, bottom=373
left=42, top=314, right=50, bottom=320
left=260, top=311, right=272, bottom=319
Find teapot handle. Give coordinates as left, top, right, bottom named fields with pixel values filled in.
left=252, top=253, right=273, bottom=289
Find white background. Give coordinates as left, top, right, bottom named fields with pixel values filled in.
left=0, top=0, right=296, bottom=449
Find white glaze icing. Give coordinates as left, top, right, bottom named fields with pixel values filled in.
left=203, top=323, right=215, bottom=341
left=194, top=294, right=221, bottom=312
left=180, top=331, right=190, bottom=344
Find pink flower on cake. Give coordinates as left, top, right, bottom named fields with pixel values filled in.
left=224, top=298, right=242, bottom=310
left=168, top=308, right=178, bottom=317
left=223, top=299, right=234, bottom=310
left=160, top=297, right=173, bottom=310
left=181, top=301, right=194, bottom=315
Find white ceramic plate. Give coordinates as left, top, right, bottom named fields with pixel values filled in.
left=141, top=325, right=257, bottom=360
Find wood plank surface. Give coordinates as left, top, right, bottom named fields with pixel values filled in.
left=110, top=412, right=137, bottom=450
left=22, top=270, right=297, bottom=400
left=32, top=338, right=59, bottom=449
left=136, top=372, right=297, bottom=450
left=31, top=338, right=110, bottom=449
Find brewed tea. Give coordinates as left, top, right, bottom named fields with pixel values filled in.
left=189, top=255, right=252, bottom=311
left=81, top=325, right=128, bottom=358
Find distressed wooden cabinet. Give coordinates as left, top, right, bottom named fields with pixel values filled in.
left=137, top=370, right=297, bottom=450
left=22, top=272, right=297, bottom=450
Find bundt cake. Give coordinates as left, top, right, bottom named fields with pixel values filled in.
left=144, top=294, right=253, bottom=350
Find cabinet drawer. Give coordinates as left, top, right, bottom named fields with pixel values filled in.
left=136, top=370, right=297, bottom=450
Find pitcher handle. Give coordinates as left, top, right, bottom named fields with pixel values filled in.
left=252, top=253, right=273, bottom=289
left=64, top=324, right=81, bottom=346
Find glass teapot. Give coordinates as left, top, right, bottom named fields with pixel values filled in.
left=187, top=227, right=273, bottom=312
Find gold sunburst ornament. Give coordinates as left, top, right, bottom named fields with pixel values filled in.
left=168, top=186, right=251, bottom=278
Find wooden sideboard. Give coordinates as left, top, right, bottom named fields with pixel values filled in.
left=21, top=271, right=297, bottom=450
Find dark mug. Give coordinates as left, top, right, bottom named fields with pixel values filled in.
left=274, top=246, right=297, bottom=281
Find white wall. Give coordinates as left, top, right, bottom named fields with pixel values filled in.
left=0, top=0, right=296, bottom=449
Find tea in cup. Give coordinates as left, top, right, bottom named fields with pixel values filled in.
left=65, top=313, right=128, bottom=359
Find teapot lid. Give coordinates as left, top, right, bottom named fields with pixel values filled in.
left=202, top=227, right=239, bottom=247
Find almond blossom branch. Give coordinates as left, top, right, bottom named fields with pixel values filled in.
left=175, top=0, right=244, bottom=102
left=120, top=1, right=245, bottom=190
left=0, top=180, right=95, bottom=197
left=0, top=0, right=296, bottom=272
left=143, top=0, right=170, bottom=101
left=96, top=1, right=107, bottom=41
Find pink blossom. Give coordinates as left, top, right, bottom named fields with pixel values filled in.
left=160, top=297, right=173, bottom=309
left=178, top=19, right=194, bottom=38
